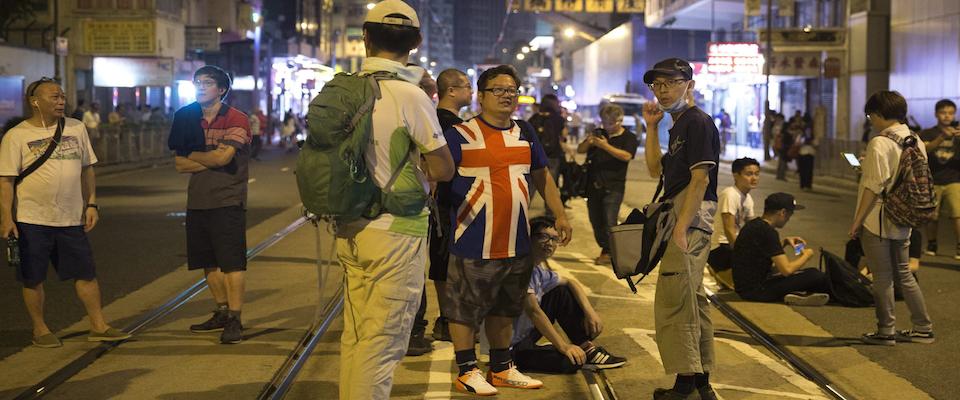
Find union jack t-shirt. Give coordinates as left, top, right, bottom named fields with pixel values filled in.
left=445, top=117, right=549, bottom=260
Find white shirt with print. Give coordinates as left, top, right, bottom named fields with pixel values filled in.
left=858, top=123, right=926, bottom=240
left=711, top=185, right=755, bottom=249
left=0, top=118, right=97, bottom=227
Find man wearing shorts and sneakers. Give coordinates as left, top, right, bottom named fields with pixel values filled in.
left=443, top=65, right=572, bottom=396
left=919, top=99, right=960, bottom=259
left=171, top=65, right=252, bottom=344
left=0, top=78, right=130, bottom=348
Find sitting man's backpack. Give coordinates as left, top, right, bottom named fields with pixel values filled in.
left=877, top=132, right=937, bottom=228
left=296, top=71, right=427, bottom=221
left=820, top=249, right=873, bottom=307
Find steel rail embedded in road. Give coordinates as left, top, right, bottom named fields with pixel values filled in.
left=705, top=288, right=853, bottom=400
left=14, top=216, right=310, bottom=400
left=582, top=368, right=619, bottom=400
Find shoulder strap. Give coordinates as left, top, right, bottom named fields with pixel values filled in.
left=16, top=118, right=63, bottom=186
left=652, top=174, right=665, bottom=203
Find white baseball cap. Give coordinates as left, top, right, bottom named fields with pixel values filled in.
left=365, top=0, right=420, bottom=28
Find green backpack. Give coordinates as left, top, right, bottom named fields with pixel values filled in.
left=296, top=71, right=428, bottom=221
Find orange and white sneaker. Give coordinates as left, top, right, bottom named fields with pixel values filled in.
left=486, top=364, right=543, bottom=389
left=455, top=368, right=498, bottom=396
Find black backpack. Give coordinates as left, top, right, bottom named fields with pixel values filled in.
left=820, top=249, right=874, bottom=307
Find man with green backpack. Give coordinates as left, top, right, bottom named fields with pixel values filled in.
left=295, top=1, right=454, bottom=398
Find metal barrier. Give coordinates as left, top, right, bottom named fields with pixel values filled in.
left=92, top=122, right=170, bottom=165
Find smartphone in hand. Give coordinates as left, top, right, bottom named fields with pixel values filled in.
left=842, top=152, right=860, bottom=168
left=794, top=242, right=805, bottom=256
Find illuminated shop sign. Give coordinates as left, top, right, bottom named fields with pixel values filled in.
left=707, top=42, right=763, bottom=75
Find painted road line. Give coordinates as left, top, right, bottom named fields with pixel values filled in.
left=549, top=257, right=651, bottom=303
left=624, top=328, right=829, bottom=400
left=281, top=167, right=290, bottom=172
left=711, top=384, right=829, bottom=400
left=561, top=251, right=656, bottom=302
left=423, top=341, right=454, bottom=400
left=248, top=178, right=257, bottom=184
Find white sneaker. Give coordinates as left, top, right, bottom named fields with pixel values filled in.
left=784, top=292, right=830, bottom=306
left=486, top=364, right=543, bottom=389
left=455, top=368, right=498, bottom=396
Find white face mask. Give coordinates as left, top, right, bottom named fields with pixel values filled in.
left=658, top=82, right=691, bottom=114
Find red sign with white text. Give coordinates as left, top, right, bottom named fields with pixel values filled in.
left=707, top=42, right=763, bottom=75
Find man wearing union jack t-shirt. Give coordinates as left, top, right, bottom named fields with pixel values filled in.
left=440, top=65, right=572, bottom=396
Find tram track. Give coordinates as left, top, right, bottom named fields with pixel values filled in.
left=13, top=216, right=310, bottom=400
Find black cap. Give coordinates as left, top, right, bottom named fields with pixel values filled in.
left=764, top=192, right=805, bottom=213
left=643, top=58, right=694, bottom=84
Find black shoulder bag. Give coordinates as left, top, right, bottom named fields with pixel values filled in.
left=15, top=117, right=64, bottom=186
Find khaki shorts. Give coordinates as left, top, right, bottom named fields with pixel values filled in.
left=934, top=183, right=960, bottom=218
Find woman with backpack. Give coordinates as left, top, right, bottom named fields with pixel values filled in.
left=848, top=90, right=934, bottom=346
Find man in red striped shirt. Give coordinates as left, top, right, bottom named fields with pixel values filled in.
left=172, top=65, right=252, bottom=344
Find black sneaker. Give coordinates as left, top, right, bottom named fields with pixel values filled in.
left=190, top=310, right=229, bottom=333
left=405, top=333, right=433, bottom=356
left=784, top=292, right=830, bottom=306
left=925, top=241, right=937, bottom=256
left=220, top=317, right=243, bottom=344
left=861, top=332, right=895, bottom=346
left=895, top=329, right=935, bottom=344
left=652, top=388, right=698, bottom=400
left=432, top=316, right=451, bottom=342
left=584, top=346, right=626, bottom=369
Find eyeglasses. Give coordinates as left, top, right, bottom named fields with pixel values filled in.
left=29, top=77, right=59, bottom=96
left=194, top=79, right=218, bottom=88
left=482, top=87, right=520, bottom=97
left=647, top=79, right=687, bottom=91
left=534, top=232, right=560, bottom=243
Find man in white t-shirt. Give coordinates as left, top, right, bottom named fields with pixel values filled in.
left=328, top=2, right=455, bottom=399
left=0, top=78, right=130, bottom=348
left=707, top=157, right=759, bottom=289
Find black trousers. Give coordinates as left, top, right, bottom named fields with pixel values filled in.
left=738, top=268, right=830, bottom=303
left=512, top=285, right=589, bottom=374
left=798, top=154, right=815, bottom=189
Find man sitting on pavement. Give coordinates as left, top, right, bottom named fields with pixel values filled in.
left=707, top=158, right=760, bottom=289
left=733, top=192, right=831, bottom=306
left=511, top=217, right=626, bottom=374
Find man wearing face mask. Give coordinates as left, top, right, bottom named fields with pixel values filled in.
left=641, top=58, right=721, bottom=400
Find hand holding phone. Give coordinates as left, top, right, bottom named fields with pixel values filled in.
left=794, top=242, right=805, bottom=256
left=842, top=152, right=861, bottom=169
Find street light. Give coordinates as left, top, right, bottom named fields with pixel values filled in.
left=366, top=2, right=376, bottom=10
left=430, top=61, right=437, bottom=67
left=419, top=56, right=428, bottom=63
left=521, top=46, right=530, bottom=54
left=516, top=53, right=525, bottom=61
left=563, top=27, right=575, bottom=38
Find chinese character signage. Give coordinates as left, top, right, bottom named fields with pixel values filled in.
left=525, top=0, right=551, bottom=11
left=616, top=0, right=644, bottom=12
left=768, top=53, right=822, bottom=77
left=585, top=0, right=614, bottom=12
left=83, top=20, right=156, bottom=55
left=554, top=0, right=582, bottom=11
left=707, top=42, right=763, bottom=74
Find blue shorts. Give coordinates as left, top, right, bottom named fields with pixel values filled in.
left=15, top=223, right=96, bottom=286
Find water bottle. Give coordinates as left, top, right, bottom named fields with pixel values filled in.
left=7, top=237, right=19, bottom=268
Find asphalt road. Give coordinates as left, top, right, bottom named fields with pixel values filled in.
left=0, top=147, right=302, bottom=360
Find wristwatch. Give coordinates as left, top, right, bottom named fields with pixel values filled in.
left=87, top=204, right=99, bottom=210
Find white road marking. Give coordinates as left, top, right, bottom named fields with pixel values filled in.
left=423, top=341, right=454, bottom=399
left=560, top=251, right=656, bottom=302
left=623, top=328, right=829, bottom=400
left=549, top=257, right=651, bottom=303
left=711, top=384, right=829, bottom=400
left=248, top=178, right=257, bottom=184
left=281, top=167, right=290, bottom=172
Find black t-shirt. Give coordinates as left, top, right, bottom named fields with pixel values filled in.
left=528, top=112, right=565, bottom=159
left=732, top=218, right=784, bottom=294
left=919, top=126, right=960, bottom=185
left=660, top=107, right=720, bottom=202
left=435, top=108, right=464, bottom=209
left=588, top=128, right=639, bottom=193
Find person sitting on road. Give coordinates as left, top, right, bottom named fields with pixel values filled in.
left=732, top=192, right=831, bottom=306
left=511, top=217, right=627, bottom=374
left=707, top=157, right=760, bottom=290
